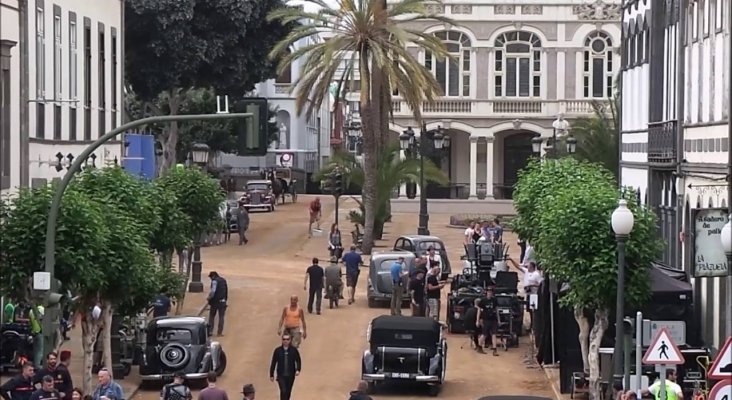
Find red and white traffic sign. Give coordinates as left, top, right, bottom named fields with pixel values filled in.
left=708, top=336, right=732, bottom=380
left=708, top=380, right=731, bottom=400
left=643, top=327, right=685, bottom=365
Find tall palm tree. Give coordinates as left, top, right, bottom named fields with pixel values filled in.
left=314, top=144, right=448, bottom=238
left=268, top=0, right=451, bottom=254
left=569, top=97, right=619, bottom=180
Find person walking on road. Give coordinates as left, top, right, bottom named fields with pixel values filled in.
left=390, top=257, right=408, bottom=316
left=237, top=205, right=249, bottom=245
left=304, top=258, right=325, bottom=314
left=324, top=257, right=343, bottom=308
left=307, top=197, right=322, bottom=237
left=328, top=223, right=343, bottom=260
left=342, top=246, right=362, bottom=305
left=198, top=373, right=228, bottom=400
left=0, top=363, right=35, bottom=400
left=269, top=334, right=301, bottom=400
left=240, top=385, right=255, bottom=400
left=277, top=296, right=307, bottom=348
left=348, top=381, right=373, bottom=400
left=160, top=373, right=191, bottom=400
left=207, top=271, right=228, bottom=337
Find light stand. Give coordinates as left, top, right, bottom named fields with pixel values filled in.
left=188, top=142, right=210, bottom=293
left=611, top=199, right=635, bottom=390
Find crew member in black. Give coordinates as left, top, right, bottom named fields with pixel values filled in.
left=463, top=298, right=483, bottom=353
left=269, top=334, right=302, bottom=400
left=408, top=271, right=426, bottom=317
left=0, top=363, right=36, bottom=400
left=303, top=258, right=325, bottom=315
left=477, top=288, right=500, bottom=356
left=34, top=353, right=72, bottom=399
left=207, top=271, right=228, bottom=337
left=29, top=376, right=59, bottom=400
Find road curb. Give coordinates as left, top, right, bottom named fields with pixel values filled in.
left=126, top=301, right=209, bottom=398
left=543, top=366, right=564, bottom=400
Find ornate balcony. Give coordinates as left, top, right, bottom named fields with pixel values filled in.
left=389, top=99, right=609, bottom=118
left=647, top=120, right=677, bottom=164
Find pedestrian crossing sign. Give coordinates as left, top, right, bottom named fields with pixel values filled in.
left=643, top=327, right=685, bottom=365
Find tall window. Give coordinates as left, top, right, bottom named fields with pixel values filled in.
left=53, top=10, right=61, bottom=140
left=583, top=31, right=613, bottom=98
left=494, top=31, right=542, bottom=98
left=36, top=5, right=45, bottom=138
left=111, top=29, right=117, bottom=129
left=424, top=31, right=472, bottom=97
left=69, top=14, right=77, bottom=140
left=83, top=20, right=91, bottom=140
left=98, top=24, right=105, bottom=137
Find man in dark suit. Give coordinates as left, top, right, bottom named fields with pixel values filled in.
left=269, top=334, right=301, bottom=400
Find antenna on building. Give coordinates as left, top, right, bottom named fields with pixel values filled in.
left=216, top=95, right=230, bottom=114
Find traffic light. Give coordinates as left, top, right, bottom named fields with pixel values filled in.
left=234, top=98, right=269, bottom=156
left=333, top=172, right=343, bottom=196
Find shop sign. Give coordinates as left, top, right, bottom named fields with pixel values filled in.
left=692, top=208, right=729, bottom=278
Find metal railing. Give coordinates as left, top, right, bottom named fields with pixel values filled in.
left=647, top=120, right=677, bottom=164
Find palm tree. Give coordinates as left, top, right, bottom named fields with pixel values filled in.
left=569, top=97, right=619, bottom=180
left=268, top=0, right=451, bottom=254
left=314, top=144, right=448, bottom=238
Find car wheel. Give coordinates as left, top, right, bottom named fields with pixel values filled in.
left=215, top=351, right=227, bottom=376
left=159, top=343, right=190, bottom=370
left=428, top=384, right=441, bottom=397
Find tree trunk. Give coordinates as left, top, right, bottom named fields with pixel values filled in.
left=157, top=90, right=184, bottom=176
left=360, top=101, right=378, bottom=254
left=575, top=306, right=591, bottom=373
left=81, top=313, right=101, bottom=393
left=588, top=308, right=609, bottom=400
left=101, top=302, right=114, bottom=378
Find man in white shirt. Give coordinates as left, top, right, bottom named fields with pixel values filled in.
left=519, top=262, right=543, bottom=294
left=464, top=222, right=476, bottom=245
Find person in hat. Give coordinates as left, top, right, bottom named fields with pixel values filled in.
left=159, top=373, right=190, bottom=400
left=207, top=272, right=228, bottom=337
left=241, top=384, right=255, bottom=400
left=324, top=257, right=343, bottom=308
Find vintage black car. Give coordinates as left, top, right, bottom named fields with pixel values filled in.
left=239, top=180, right=276, bottom=212
left=139, top=317, right=226, bottom=382
left=393, top=235, right=452, bottom=280
left=362, top=315, right=447, bottom=396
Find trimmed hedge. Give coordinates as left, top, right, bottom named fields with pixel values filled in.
left=449, top=214, right=516, bottom=229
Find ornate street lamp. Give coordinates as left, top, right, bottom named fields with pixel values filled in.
left=191, top=143, right=210, bottom=166
left=531, top=136, right=543, bottom=155
left=611, top=199, right=635, bottom=390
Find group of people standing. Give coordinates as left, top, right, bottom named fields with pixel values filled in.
left=464, top=218, right=503, bottom=244
left=389, top=246, right=446, bottom=322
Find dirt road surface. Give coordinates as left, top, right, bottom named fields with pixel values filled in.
left=131, top=195, right=554, bottom=400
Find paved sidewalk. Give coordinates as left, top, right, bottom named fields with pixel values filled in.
left=0, top=291, right=207, bottom=398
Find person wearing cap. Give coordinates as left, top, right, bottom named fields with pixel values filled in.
left=240, top=385, right=255, bottom=400
left=324, top=257, right=343, bottom=308
left=28, top=376, right=59, bottom=400
left=160, top=373, right=190, bottom=400
left=207, top=272, right=228, bottom=336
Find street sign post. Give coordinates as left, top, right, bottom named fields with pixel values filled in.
left=708, top=380, right=731, bottom=400
left=643, top=327, right=686, bottom=400
left=707, top=336, right=732, bottom=380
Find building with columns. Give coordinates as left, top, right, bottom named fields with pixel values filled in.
left=383, top=0, right=621, bottom=200
left=620, top=0, right=730, bottom=351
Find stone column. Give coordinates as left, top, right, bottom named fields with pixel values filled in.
left=485, top=136, right=495, bottom=199
left=469, top=136, right=478, bottom=198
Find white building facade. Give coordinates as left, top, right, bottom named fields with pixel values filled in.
left=251, top=32, right=332, bottom=173
left=620, top=0, right=730, bottom=350
left=0, top=0, right=22, bottom=194
left=0, top=0, right=123, bottom=193
left=386, top=0, right=621, bottom=199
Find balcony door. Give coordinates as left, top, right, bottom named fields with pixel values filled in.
left=503, top=132, right=535, bottom=199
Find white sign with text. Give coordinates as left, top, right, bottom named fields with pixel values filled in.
left=693, top=208, right=729, bottom=277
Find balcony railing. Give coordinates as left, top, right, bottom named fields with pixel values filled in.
left=389, top=99, right=609, bottom=118
left=647, top=120, right=677, bottom=164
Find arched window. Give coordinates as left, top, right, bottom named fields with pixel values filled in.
left=583, top=31, right=613, bottom=98
left=424, top=31, right=471, bottom=97
left=494, top=31, right=542, bottom=98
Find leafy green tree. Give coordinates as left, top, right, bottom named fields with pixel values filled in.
left=513, top=159, right=661, bottom=400
left=268, top=0, right=450, bottom=254
left=149, top=183, right=191, bottom=268
left=314, top=144, right=447, bottom=239
left=569, top=98, right=619, bottom=179
left=125, top=0, right=293, bottom=173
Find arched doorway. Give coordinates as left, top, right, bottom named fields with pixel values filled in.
left=501, top=131, right=536, bottom=199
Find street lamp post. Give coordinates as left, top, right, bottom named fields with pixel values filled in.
left=531, top=133, right=577, bottom=158
left=188, top=143, right=211, bottom=293
left=611, top=199, right=635, bottom=390
left=41, top=113, right=253, bottom=357
left=400, top=125, right=444, bottom=236
left=721, top=215, right=731, bottom=336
